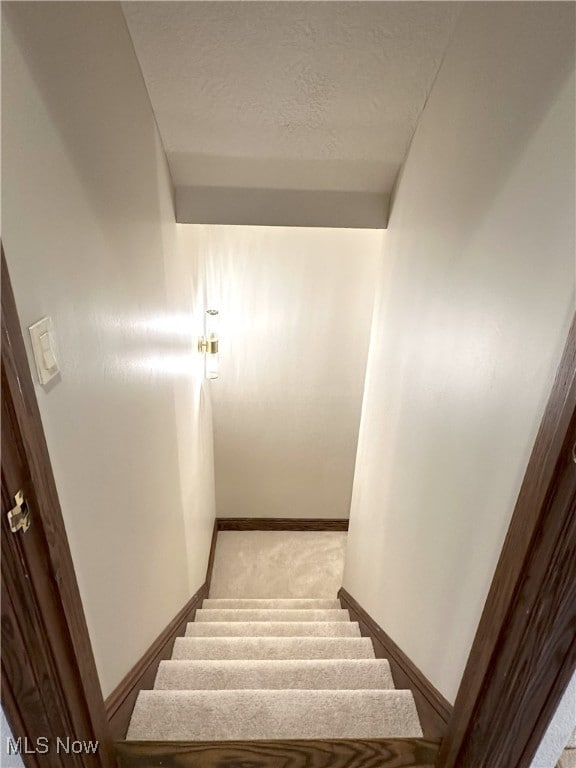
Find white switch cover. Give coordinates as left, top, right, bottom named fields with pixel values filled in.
left=29, top=317, right=60, bottom=385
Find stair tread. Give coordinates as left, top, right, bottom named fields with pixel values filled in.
left=203, top=598, right=341, bottom=609
left=559, top=750, right=576, bottom=768
left=186, top=621, right=360, bottom=637
left=126, top=689, right=423, bottom=741
left=172, top=636, right=375, bottom=660
left=196, top=608, right=349, bottom=622
left=155, top=658, right=394, bottom=690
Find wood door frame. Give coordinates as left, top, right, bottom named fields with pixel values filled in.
left=436, top=313, right=576, bottom=768
left=1, top=250, right=115, bottom=767
left=1, top=242, right=574, bottom=768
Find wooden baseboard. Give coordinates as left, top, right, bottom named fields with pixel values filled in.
left=116, top=737, right=441, bottom=767
left=105, top=583, right=207, bottom=739
left=217, top=517, right=349, bottom=531
left=338, top=588, right=452, bottom=739
left=205, top=518, right=219, bottom=594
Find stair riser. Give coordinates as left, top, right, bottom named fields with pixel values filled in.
left=196, top=609, right=349, bottom=622
left=185, top=621, right=360, bottom=637
left=155, top=659, right=395, bottom=690
left=172, top=637, right=375, bottom=660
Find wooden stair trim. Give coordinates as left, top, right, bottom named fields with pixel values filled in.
left=105, top=584, right=207, bottom=740
left=106, top=518, right=219, bottom=739
left=338, top=587, right=452, bottom=739
left=116, top=737, right=441, bottom=767
left=216, top=517, right=349, bottom=531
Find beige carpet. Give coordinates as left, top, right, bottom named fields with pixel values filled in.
left=154, top=658, right=395, bottom=690
left=209, top=531, right=347, bottom=598
left=171, top=636, right=376, bottom=660
left=127, top=596, right=423, bottom=741
left=195, top=608, right=349, bottom=622
left=185, top=621, right=360, bottom=636
left=202, top=598, right=341, bottom=609
left=559, top=751, right=576, bottom=768
left=127, top=689, right=421, bottom=740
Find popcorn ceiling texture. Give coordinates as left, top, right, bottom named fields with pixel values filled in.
left=122, top=2, right=460, bottom=196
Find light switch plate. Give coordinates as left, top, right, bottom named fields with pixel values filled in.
left=29, top=317, right=60, bottom=385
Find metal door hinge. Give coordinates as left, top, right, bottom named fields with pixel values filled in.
left=8, top=490, right=31, bottom=533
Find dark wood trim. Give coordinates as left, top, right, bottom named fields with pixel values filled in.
left=205, top=518, right=219, bottom=594
left=438, top=314, right=576, bottom=768
left=106, top=513, right=220, bottom=738
left=116, top=737, right=441, bottom=767
left=338, top=588, right=452, bottom=739
left=217, top=517, right=349, bottom=531
left=105, top=583, right=207, bottom=740
left=1, top=249, right=115, bottom=767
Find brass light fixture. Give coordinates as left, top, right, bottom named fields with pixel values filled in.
left=198, top=309, right=219, bottom=379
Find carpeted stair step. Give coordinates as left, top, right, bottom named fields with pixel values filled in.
left=202, top=598, right=341, bottom=609
left=185, top=621, right=361, bottom=637
left=126, top=689, right=422, bottom=741
left=155, top=658, right=395, bottom=690
left=195, top=608, right=349, bottom=622
left=171, top=636, right=375, bottom=660
left=559, top=751, right=576, bottom=768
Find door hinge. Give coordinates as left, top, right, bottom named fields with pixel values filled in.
left=8, top=490, right=31, bottom=533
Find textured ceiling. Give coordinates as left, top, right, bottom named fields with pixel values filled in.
left=122, top=2, right=461, bottom=225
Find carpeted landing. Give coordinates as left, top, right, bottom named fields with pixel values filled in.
left=126, top=598, right=423, bottom=741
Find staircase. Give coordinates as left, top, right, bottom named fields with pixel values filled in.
left=127, top=597, right=423, bottom=740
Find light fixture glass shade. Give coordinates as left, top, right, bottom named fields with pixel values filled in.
left=205, top=352, right=219, bottom=380
left=205, top=309, right=219, bottom=338
left=204, top=309, right=219, bottom=379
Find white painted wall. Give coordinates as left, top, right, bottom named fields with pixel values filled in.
left=531, top=672, right=576, bottom=768
left=1, top=708, right=24, bottom=768
left=2, top=3, right=215, bottom=697
left=178, top=225, right=382, bottom=519
left=343, top=2, right=575, bottom=706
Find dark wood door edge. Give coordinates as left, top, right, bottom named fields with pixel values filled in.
left=1, top=250, right=115, bottom=767
left=437, top=314, right=576, bottom=768
left=338, top=588, right=452, bottom=739
left=217, top=517, right=349, bottom=531
left=116, top=737, right=441, bottom=767
left=105, top=583, right=208, bottom=740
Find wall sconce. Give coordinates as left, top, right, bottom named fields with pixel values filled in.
left=198, top=309, right=219, bottom=379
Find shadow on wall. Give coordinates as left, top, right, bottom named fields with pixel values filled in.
left=2, top=2, right=216, bottom=699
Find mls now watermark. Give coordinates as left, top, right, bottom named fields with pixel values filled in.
left=7, top=737, right=99, bottom=755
